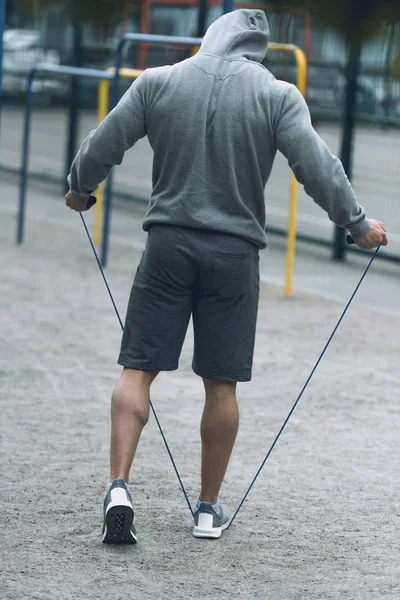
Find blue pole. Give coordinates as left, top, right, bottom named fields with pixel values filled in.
left=101, top=165, right=114, bottom=267
left=112, top=39, right=124, bottom=108
left=0, top=0, right=5, bottom=104
left=17, top=65, right=113, bottom=245
left=223, top=0, right=234, bottom=14
left=17, top=69, right=35, bottom=244
left=100, top=39, right=124, bottom=268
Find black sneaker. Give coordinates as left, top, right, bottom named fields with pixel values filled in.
left=102, top=479, right=137, bottom=544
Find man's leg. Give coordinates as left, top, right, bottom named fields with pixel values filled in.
left=103, top=368, right=158, bottom=544
left=110, top=368, right=159, bottom=482
left=199, top=378, right=239, bottom=504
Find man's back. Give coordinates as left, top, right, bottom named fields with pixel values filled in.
left=143, top=11, right=279, bottom=247
left=68, top=9, right=371, bottom=246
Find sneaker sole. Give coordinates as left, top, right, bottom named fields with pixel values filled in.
left=193, top=520, right=230, bottom=539
left=102, top=505, right=137, bottom=544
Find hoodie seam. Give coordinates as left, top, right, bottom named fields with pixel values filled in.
left=192, top=62, right=260, bottom=82
left=197, top=53, right=268, bottom=71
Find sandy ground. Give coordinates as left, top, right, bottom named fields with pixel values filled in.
left=1, top=202, right=399, bottom=600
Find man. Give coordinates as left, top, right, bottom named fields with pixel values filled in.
left=66, top=10, right=388, bottom=543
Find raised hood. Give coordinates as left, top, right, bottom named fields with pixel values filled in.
left=199, top=9, right=270, bottom=63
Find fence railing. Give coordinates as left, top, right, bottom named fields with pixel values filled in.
left=0, top=0, right=5, bottom=101
left=16, top=65, right=114, bottom=248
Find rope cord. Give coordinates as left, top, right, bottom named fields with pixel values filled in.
left=228, top=246, right=381, bottom=528
left=80, top=208, right=379, bottom=527
left=79, top=212, right=194, bottom=517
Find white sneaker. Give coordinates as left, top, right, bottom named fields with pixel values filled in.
left=193, top=500, right=230, bottom=539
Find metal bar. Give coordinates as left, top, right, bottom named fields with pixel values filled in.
left=334, top=40, right=362, bottom=261
left=223, top=0, right=234, bottom=13
left=120, top=33, right=204, bottom=46
left=93, top=79, right=110, bottom=245
left=138, top=0, right=152, bottom=70
left=293, top=46, right=308, bottom=97
left=17, top=69, right=36, bottom=245
left=64, top=18, right=84, bottom=195
left=100, top=41, right=126, bottom=267
left=98, top=146, right=112, bottom=262
left=17, top=65, right=114, bottom=246
left=94, top=68, right=143, bottom=245
left=109, top=67, right=143, bottom=79
left=303, top=10, right=312, bottom=85
left=197, top=0, right=208, bottom=37
left=0, top=0, right=5, bottom=104
left=101, top=135, right=119, bottom=266
left=268, top=45, right=308, bottom=298
left=31, top=64, right=114, bottom=79
left=284, top=173, right=299, bottom=297
left=382, top=24, right=395, bottom=120
left=285, top=47, right=307, bottom=297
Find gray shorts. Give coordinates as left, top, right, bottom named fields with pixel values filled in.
left=118, top=225, right=260, bottom=382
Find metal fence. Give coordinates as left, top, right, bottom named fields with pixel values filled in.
left=2, top=7, right=400, bottom=266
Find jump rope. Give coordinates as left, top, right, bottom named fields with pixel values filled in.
left=80, top=208, right=380, bottom=527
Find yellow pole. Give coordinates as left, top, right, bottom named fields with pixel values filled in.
left=293, top=46, right=308, bottom=98
left=116, top=68, right=143, bottom=79
left=283, top=46, right=307, bottom=298
left=93, top=79, right=110, bottom=245
left=93, top=68, right=143, bottom=244
left=285, top=173, right=300, bottom=297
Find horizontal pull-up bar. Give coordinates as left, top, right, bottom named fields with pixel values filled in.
left=30, top=64, right=115, bottom=80
left=117, top=33, right=203, bottom=50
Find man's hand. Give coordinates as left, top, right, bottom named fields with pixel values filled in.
left=65, top=191, right=96, bottom=212
left=354, top=220, right=388, bottom=250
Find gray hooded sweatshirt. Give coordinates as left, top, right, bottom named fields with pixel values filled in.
left=68, top=9, right=370, bottom=247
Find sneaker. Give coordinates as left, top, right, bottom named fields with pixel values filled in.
left=193, top=500, right=230, bottom=539
left=102, top=478, right=137, bottom=544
